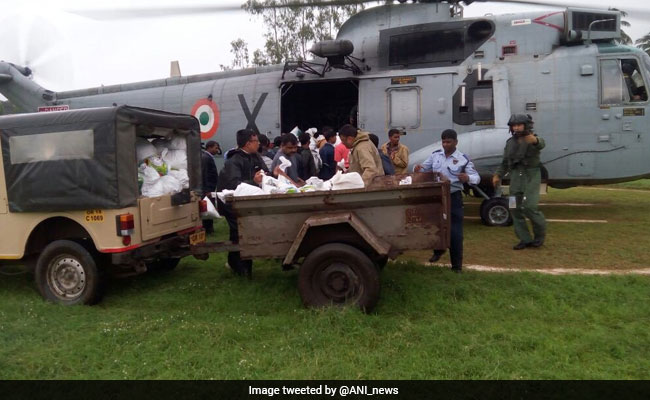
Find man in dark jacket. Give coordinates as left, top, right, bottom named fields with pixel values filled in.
left=217, top=129, right=269, bottom=278
left=201, top=141, right=220, bottom=234
left=368, top=133, right=395, bottom=175
left=297, top=132, right=318, bottom=180
left=318, top=127, right=337, bottom=180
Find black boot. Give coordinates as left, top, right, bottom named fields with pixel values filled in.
left=513, top=241, right=528, bottom=250
left=429, top=250, right=445, bottom=263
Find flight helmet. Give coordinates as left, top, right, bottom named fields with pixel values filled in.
left=508, top=113, right=534, bottom=134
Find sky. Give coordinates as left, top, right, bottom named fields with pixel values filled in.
left=0, top=0, right=649, bottom=96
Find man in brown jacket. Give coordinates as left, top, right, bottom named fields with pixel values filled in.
left=339, top=124, right=384, bottom=186
left=380, top=129, right=409, bottom=174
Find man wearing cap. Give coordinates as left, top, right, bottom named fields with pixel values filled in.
left=492, top=114, right=546, bottom=250
left=414, top=129, right=480, bottom=273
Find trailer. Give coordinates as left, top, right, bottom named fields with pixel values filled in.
left=192, top=173, right=451, bottom=312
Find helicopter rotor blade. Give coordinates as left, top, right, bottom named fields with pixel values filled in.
left=66, top=4, right=246, bottom=20
left=66, top=0, right=650, bottom=20
left=469, top=0, right=650, bottom=19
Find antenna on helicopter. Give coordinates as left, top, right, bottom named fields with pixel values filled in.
left=170, top=61, right=182, bottom=78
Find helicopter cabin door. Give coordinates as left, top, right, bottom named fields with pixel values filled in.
left=597, top=56, right=650, bottom=178
left=357, top=73, right=453, bottom=151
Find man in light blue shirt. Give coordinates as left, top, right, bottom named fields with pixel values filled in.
left=415, top=129, right=480, bottom=272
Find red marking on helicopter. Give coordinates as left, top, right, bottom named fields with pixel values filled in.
left=191, top=98, right=220, bottom=140
left=532, top=12, right=564, bottom=32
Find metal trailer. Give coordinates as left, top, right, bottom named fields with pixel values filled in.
left=192, top=172, right=450, bottom=312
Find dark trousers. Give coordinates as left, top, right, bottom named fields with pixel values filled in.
left=217, top=199, right=252, bottom=277
left=434, top=191, right=463, bottom=270
left=202, top=198, right=215, bottom=234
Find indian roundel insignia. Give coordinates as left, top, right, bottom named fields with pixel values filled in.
left=191, top=99, right=220, bottom=140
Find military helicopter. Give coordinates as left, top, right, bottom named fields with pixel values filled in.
left=2, top=0, right=650, bottom=226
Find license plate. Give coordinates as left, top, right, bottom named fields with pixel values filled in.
left=189, top=230, right=206, bottom=245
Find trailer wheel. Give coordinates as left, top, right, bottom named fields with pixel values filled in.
left=146, top=258, right=181, bottom=272
left=35, top=240, right=104, bottom=305
left=298, top=243, right=380, bottom=313
left=480, top=198, right=513, bottom=227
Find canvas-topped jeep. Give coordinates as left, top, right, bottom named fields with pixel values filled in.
left=0, top=106, right=206, bottom=305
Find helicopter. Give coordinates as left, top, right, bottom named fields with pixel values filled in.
left=2, top=0, right=650, bottom=226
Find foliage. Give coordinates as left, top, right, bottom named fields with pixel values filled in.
left=0, top=100, right=19, bottom=115
left=223, top=1, right=364, bottom=68
left=609, top=8, right=632, bottom=45
left=636, top=33, right=650, bottom=56
left=220, top=39, right=251, bottom=71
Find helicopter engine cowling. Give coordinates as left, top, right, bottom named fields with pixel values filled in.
left=309, top=40, right=354, bottom=59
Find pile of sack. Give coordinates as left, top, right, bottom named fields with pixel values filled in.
left=137, top=135, right=190, bottom=198
left=216, top=170, right=365, bottom=202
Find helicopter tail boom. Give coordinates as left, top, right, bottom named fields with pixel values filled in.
left=0, top=61, right=54, bottom=112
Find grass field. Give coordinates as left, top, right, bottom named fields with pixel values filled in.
left=0, top=182, right=649, bottom=379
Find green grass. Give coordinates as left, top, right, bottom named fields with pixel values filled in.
left=605, top=178, right=650, bottom=191
left=407, top=183, right=650, bottom=270
left=1, top=186, right=650, bottom=379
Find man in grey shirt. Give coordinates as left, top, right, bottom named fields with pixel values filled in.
left=271, top=134, right=303, bottom=184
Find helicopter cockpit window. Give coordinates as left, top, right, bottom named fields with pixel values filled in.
left=600, top=59, right=648, bottom=104
left=622, top=59, right=648, bottom=101
left=472, top=87, right=494, bottom=121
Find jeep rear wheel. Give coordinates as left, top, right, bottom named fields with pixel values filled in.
left=35, top=240, right=104, bottom=305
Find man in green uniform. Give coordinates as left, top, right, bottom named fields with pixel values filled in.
left=492, top=114, right=547, bottom=250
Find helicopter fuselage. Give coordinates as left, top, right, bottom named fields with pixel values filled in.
left=1, top=3, right=648, bottom=188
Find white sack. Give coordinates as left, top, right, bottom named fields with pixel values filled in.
left=330, top=171, right=365, bottom=190
left=163, top=149, right=188, bottom=170
left=159, top=175, right=183, bottom=195
left=168, top=169, right=189, bottom=189
left=305, top=177, right=332, bottom=191
left=201, top=196, right=220, bottom=219
left=278, top=155, right=292, bottom=172
left=136, top=138, right=157, bottom=163
left=233, top=183, right=265, bottom=197
left=168, top=134, right=187, bottom=150
left=152, top=138, right=170, bottom=153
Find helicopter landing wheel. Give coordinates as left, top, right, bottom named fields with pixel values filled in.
left=480, top=197, right=513, bottom=227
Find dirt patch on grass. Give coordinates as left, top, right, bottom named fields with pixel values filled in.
left=424, top=263, right=650, bottom=275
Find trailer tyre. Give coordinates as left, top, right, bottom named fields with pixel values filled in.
left=35, top=240, right=104, bottom=305
left=298, top=243, right=380, bottom=313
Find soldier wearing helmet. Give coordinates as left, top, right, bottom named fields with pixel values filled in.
left=492, top=114, right=547, bottom=250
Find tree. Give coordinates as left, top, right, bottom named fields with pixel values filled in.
left=636, top=33, right=650, bottom=56
left=0, top=100, right=18, bottom=115
left=609, top=8, right=632, bottom=45
left=232, top=0, right=364, bottom=67
left=220, top=39, right=251, bottom=71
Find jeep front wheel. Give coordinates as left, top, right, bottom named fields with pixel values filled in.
left=35, top=240, right=104, bottom=305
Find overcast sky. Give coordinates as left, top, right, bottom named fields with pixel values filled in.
left=0, top=0, right=648, bottom=95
